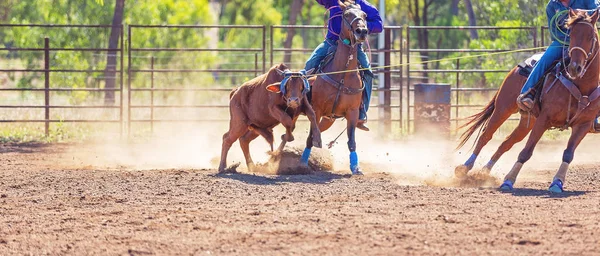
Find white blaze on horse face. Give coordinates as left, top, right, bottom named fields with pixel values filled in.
left=567, top=21, right=598, bottom=79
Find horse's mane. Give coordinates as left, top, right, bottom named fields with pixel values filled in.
left=340, top=0, right=361, bottom=10
left=566, top=11, right=593, bottom=28
left=348, top=3, right=361, bottom=10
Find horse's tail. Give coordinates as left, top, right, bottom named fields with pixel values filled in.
left=456, top=91, right=497, bottom=150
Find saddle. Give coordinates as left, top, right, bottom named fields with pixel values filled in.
left=517, top=51, right=570, bottom=107
left=519, top=53, right=600, bottom=131
left=308, top=42, right=369, bottom=119
left=315, top=43, right=368, bottom=95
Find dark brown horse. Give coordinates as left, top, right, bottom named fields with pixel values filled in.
left=455, top=10, right=600, bottom=193
left=299, top=0, right=368, bottom=175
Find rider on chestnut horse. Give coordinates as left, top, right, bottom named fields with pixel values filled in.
left=517, top=0, right=599, bottom=113
left=302, top=0, right=383, bottom=131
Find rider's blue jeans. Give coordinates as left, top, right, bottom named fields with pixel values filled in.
left=520, top=41, right=565, bottom=94
left=304, top=39, right=373, bottom=120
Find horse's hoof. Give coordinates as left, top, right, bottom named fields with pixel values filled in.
left=313, top=137, right=322, bottom=149
left=281, top=134, right=294, bottom=142
left=219, top=168, right=237, bottom=174
left=218, top=162, right=239, bottom=174
left=351, top=167, right=364, bottom=176
left=454, top=165, right=469, bottom=178
left=548, top=179, right=564, bottom=193
left=499, top=180, right=514, bottom=191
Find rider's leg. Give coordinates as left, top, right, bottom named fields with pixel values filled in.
left=356, top=44, right=372, bottom=131
left=303, top=39, right=335, bottom=75
left=517, top=41, right=564, bottom=111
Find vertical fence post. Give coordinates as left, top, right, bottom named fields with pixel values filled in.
left=255, top=53, right=258, bottom=77
left=532, top=27, right=538, bottom=48
left=399, top=27, right=404, bottom=131
left=150, top=56, right=155, bottom=134
left=127, top=26, right=132, bottom=137
left=263, top=25, right=267, bottom=72
left=44, top=37, right=50, bottom=137
left=541, top=26, right=545, bottom=47
left=120, top=24, right=124, bottom=138
left=406, top=26, right=411, bottom=133
left=269, top=25, right=273, bottom=69
left=455, top=58, right=460, bottom=134
left=383, top=28, right=392, bottom=135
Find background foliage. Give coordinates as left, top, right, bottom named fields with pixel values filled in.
left=0, top=0, right=554, bottom=140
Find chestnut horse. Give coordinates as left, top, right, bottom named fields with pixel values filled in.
left=300, top=0, right=368, bottom=175
left=455, top=10, right=600, bottom=193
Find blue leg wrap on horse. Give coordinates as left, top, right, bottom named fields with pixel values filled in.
left=300, top=148, right=311, bottom=164
left=464, top=154, right=477, bottom=169
left=520, top=41, right=564, bottom=94
left=350, top=151, right=359, bottom=171
left=484, top=159, right=496, bottom=169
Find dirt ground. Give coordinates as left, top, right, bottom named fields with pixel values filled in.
left=1, top=142, right=600, bottom=255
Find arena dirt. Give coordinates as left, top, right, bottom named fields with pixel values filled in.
left=1, top=135, right=600, bottom=255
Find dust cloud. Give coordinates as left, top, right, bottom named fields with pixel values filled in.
left=65, top=113, right=600, bottom=188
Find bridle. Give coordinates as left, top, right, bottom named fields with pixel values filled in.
left=566, top=20, right=599, bottom=79
left=340, top=5, right=367, bottom=48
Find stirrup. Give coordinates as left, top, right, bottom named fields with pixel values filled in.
left=516, top=94, right=534, bottom=112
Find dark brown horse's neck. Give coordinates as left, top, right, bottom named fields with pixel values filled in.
left=325, top=38, right=360, bottom=87
left=573, top=35, right=600, bottom=95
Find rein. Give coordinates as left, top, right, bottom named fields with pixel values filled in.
left=318, top=5, right=367, bottom=118
left=551, top=20, right=600, bottom=129
left=566, top=21, right=599, bottom=79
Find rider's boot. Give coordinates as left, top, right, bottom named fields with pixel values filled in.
left=516, top=88, right=535, bottom=112
left=357, top=70, right=373, bottom=132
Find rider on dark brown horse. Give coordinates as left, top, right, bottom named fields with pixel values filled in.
left=302, top=0, right=383, bottom=131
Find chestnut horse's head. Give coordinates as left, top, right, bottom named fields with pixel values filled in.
left=566, top=9, right=600, bottom=79
left=338, top=0, right=368, bottom=44
left=266, top=69, right=310, bottom=109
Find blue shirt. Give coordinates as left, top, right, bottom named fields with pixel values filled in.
left=547, top=0, right=599, bottom=43
left=317, top=0, right=383, bottom=41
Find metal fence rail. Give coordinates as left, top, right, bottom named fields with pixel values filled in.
left=127, top=25, right=267, bottom=134
left=0, top=24, right=124, bottom=136
left=405, top=25, right=541, bottom=133
left=0, top=24, right=558, bottom=137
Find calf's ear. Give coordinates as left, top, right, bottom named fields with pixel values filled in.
left=266, top=83, right=281, bottom=93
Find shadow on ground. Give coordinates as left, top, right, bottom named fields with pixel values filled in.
left=503, top=187, right=587, bottom=198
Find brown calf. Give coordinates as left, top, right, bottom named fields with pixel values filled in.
left=218, top=63, right=322, bottom=173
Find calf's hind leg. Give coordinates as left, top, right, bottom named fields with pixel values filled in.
left=218, top=108, right=249, bottom=173
left=239, top=131, right=260, bottom=172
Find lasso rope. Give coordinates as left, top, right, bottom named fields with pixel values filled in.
left=311, top=7, right=600, bottom=77
left=550, top=10, right=570, bottom=45
left=309, top=46, right=548, bottom=77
